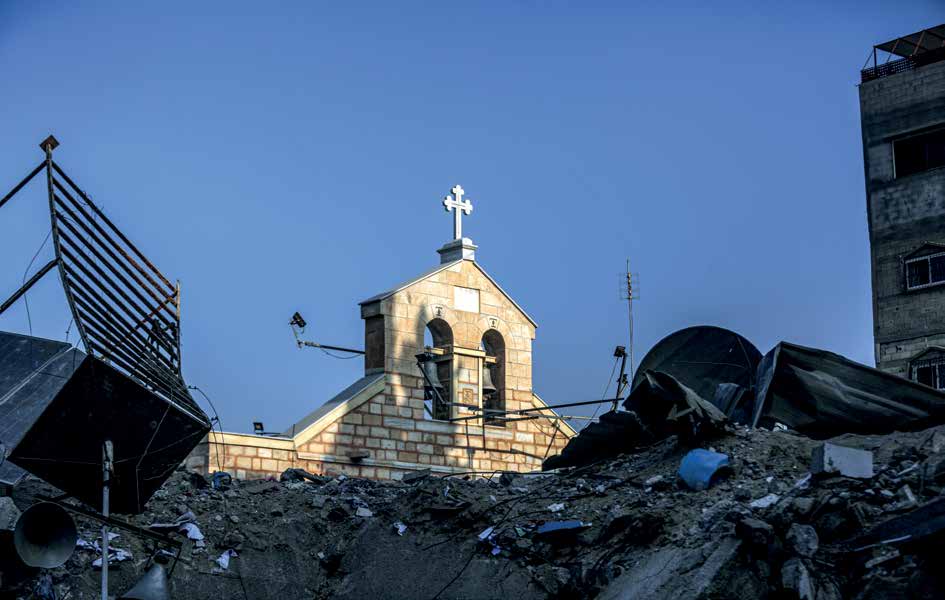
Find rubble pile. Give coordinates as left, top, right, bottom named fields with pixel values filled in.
left=4, top=423, right=945, bottom=599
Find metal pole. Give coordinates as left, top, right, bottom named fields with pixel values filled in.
left=0, top=161, right=45, bottom=212
left=449, top=397, right=622, bottom=422
left=0, top=258, right=58, bottom=316
left=626, top=258, right=634, bottom=382
left=101, top=440, right=113, bottom=600
left=300, top=340, right=365, bottom=355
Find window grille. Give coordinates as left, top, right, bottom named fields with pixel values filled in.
left=905, top=252, right=945, bottom=291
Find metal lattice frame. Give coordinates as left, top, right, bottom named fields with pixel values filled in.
left=0, top=136, right=205, bottom=423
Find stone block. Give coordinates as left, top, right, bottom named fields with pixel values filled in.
left=0, top=497, right=21, bottom=532
left=785, top=524, right=819, bottom=558
left=385, top=416, right=415, bottom=430
left=811, top=443, right=874, bottom=479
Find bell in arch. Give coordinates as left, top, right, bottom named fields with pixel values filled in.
left=421, top=360, right=444, bottom=392
left=482, top=363, right=498, bottom=396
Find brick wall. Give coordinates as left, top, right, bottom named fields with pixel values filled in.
left=185, top=258, right=574, bottom=480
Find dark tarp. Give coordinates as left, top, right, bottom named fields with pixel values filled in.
left=543, top=371, right=727, bottom=470
left=752, top=342, right=945, bottom=439
left=631, top=326, right=761, bottom=404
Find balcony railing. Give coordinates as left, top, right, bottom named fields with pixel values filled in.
left=862, top=46, right=945, bottom=82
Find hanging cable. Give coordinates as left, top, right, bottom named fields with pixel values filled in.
left=188, top=385, right=227, bottom=474
left=319, top=347, right=361, bottom=360
left=588, top=355, right=620, bottom=423
left=20, top=230, right=53, bottom=335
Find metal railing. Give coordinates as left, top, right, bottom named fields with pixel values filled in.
left=862, top=46, right=945, bottom=82
left=0, top=136, right=206, bottom=424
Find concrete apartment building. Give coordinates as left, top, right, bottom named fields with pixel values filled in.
left=860, top=25, right=945, bottom=386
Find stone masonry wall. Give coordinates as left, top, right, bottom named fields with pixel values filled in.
left=185, top=259, right=572, bottom=480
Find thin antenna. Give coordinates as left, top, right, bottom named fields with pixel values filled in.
left=621, top=258, right=639, bottom=382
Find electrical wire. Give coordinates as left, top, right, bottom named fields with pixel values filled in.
left=20, top=229, right=53, bottom=335
left=319, top=347, right=361, bottom=360
left=188, top=385, right=227, bottom=473
left=587, top=355, right=620, bottom=424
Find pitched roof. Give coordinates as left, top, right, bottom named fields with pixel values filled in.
left=359, top=259, right=538, bottom=328
left=282, top=372, right=385, bottom=438
left=904, top=242, right=945, bottom=260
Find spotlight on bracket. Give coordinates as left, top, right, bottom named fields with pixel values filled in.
left=289, top=312, right=307, bottom=330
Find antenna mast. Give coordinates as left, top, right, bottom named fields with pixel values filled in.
left=624, top=258, right=637, bottom=380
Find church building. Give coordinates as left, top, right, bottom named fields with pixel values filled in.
left=187, top=186, right=574, bottom=480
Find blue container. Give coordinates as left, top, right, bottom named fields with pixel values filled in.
left=678, top=449, right=730, bottom=491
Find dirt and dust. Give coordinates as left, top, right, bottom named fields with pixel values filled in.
left=3, top=423, right=945, bottom=599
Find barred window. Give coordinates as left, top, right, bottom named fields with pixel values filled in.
left=911, top=356, right=945, bottom=390
left=905, top=253, right=945, bottom=291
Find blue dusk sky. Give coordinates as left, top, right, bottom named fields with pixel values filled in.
left=1, top=2, right=942, bottom=432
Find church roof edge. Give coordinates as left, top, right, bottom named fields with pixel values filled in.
left=358, top=259, right=538, bottom=328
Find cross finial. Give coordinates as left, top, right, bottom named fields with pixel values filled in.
left=443, top=184, right=473, bottom=240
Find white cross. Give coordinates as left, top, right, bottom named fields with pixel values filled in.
left=443, top=184, right=473, bottom=240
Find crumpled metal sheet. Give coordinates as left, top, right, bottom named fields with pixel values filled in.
left=631, top=326, right=761, bottom=404
left=752, top=342, right=945, bottom=438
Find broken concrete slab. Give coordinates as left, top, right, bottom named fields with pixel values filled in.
left=597, top=537, right=742, bottom=600
left=811, top=443, right=874, bottom=479
left=781, top=557, right=815, bottom=600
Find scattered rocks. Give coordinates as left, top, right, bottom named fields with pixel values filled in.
left=735, top=516, right=773, bottom=549
left=781, top=557, right=815, bottom=600
left=785, top=523, right=818, bottom=557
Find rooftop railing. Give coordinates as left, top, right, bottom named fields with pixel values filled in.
left=862, top=46, right=945, bottom=82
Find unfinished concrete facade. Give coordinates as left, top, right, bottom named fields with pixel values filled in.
left=186, top=190, right=573, bottom=480
left=860, top=26, right=945, bottom=384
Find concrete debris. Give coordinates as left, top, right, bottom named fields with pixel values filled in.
left=644, top=474, right=664, bottom=487
left=215, top=549, right=238, bottom=570
left=811, top=442, right=874, bottom=479
left=92, top=547, right=133, bottom=568
left=780, top=557, right=815, bottom=600
left=279, top=468, right=320, bottom=484
left=0, top=496, right=20, bottom=531
left=785, top=523, right=818, bottom=557
left=402, top=469, right=431, bottom=484
left=750, top=493, right=780, bottom=509
left=863, top=548, right=900, bottom=570
left=5, top=422, right=945, bottom=599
